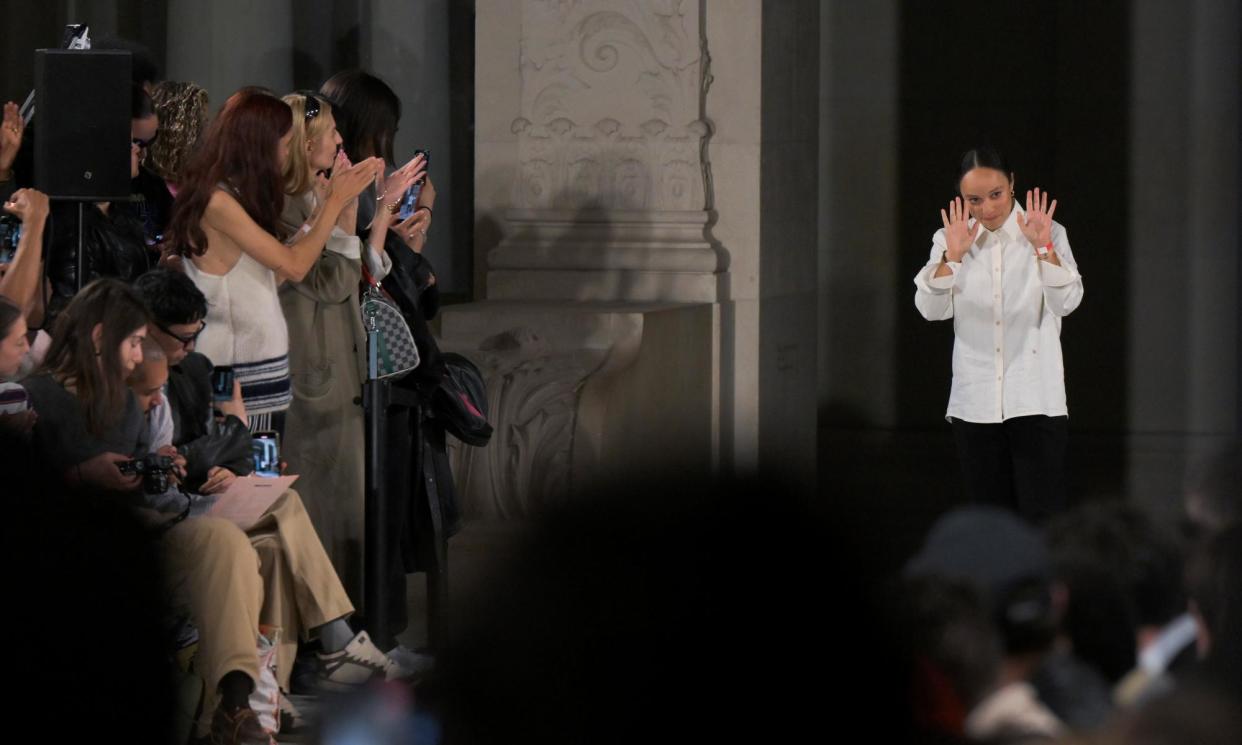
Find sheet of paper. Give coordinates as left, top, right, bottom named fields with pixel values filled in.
left=207, top=475, right=299, bottom=530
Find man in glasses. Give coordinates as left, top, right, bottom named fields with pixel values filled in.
left=135, top=268, right=253, bottom=490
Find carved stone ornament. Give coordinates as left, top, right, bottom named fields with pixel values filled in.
left=513, top=0, right=709, bottom=211
left=446, top=326, right=631, bottom=519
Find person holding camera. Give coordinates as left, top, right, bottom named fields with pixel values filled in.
left=166, top=88, right=382, bottom=436
left=127, top=337, right=416, bottom=721
left=276, top=90, right=423, bottom=603
left=913, top=146, right=1084, bottom=523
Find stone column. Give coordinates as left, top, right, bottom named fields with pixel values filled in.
left=1127, top=0, right=1239, bottom=517
left=455, top=0, right=820, bottom=517
left=449, top=0, right=724, bottom=519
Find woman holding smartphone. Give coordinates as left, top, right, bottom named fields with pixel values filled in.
left=913, top=147, right=1084, bottom=523
left=166, top=88, right=382, bottom=435
left=276, top=90, right=423, bottom=602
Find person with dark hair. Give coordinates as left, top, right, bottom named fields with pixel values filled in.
left=913, top=147, right=1084, bottom=523
left=319, top=71, right=456, bottom=655
left=166, top=88, right=381, bottom=433
left=43, top=84, right=159, bottom=329
left=1186, top=523, right=1242, bottom=694
left=0, top=295, right=36, bottom=440
left=1184, top=441, right=1242, bottom=536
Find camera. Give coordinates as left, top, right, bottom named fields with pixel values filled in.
left=118, top=453, right=177, bottom=494
left=0, top=216, right=21, bottom=264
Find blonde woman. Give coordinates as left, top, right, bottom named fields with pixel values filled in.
left=277, top=90, right=423, bottom=604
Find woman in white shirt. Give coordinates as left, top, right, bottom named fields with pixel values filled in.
left=913, top=147, right=1084, bottom=522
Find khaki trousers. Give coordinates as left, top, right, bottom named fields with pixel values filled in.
left=161, top=488, right=355, bottom=719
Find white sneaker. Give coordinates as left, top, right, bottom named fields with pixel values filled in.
left=384, top=644, right=435, bottom=678
left=316, top=630, right=408, bottom=691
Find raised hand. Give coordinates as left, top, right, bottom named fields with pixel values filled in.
left=0, top=102, right=24, bottom=175
left=1017, top=187, right=1057, bottom=249
left=2, top=188, right=50, bottom=225
left=940, top=196, right=980, bottom=261
left=328, top=154, right=384, bottom=205
left=377, top=152, right=427, bottom=207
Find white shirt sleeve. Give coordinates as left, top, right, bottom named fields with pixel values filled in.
left=1037, top=225, right=1084, bottom=317
left=146, top=391, right=175, bottom=453
left=913, top=230, right=959, bottom=321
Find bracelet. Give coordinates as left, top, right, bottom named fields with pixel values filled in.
left=384, top=200, right=400, bottom=215
left=415, top=205, right=433, bottom=217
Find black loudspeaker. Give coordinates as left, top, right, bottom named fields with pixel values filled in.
left=33, top=49, right=132, bottom=200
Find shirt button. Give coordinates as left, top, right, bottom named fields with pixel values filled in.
left=995, top=321, right=1001, bottom=326
left=996, top=348, right=1001, bottom=353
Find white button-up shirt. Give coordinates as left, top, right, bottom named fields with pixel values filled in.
left=913, top=204, right=1084, bottom=423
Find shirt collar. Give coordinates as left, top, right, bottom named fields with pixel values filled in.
left=972, top=203, right=1026, bottom=247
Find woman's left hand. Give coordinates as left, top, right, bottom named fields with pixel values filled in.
left=1017, top=187, right=1057, bottom=249
left=392, top=208, right=431, bottom=252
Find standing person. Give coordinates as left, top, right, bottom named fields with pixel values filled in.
left=44, top=84, right=156, bottom=328
left=913, top=147, right=1084, bottom=523
left=277, top=90, right=422, bottom=603
left=320, top=70, right=456, bottom=656
left=165, top=88, right=381, bottom=434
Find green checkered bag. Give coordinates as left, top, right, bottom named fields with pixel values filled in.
left=360, top=279, right=420, bottom=381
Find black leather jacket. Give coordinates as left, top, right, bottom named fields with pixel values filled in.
left=46, top=200, right=152, bottom=328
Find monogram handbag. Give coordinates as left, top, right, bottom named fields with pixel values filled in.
left=360, top=266, right=420, bottom=380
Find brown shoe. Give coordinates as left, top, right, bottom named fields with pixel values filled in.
left=210, top=704, right=274, bottom=745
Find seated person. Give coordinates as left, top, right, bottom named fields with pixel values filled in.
left=128, top=338, right=413, bottom=695
left=26, top=280, right=407, bottom=745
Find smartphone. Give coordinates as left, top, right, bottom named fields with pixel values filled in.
left=209, top=366, right=235, bottom=402
left=0, top=217, right=20, bottom=264
left=251, top=431, right=281, bottom=478
left=397, top=148, right=430, bottom=220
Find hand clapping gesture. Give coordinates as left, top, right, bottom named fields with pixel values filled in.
left=1016, top=187, right=1060, bottom=264
left=940, top=196, right=980, bottom=262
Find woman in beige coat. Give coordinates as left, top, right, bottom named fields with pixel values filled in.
left=277, top=91, right=424, bottom=603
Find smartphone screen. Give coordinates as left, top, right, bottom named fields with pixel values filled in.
left=251, top=431, right=280, bottom=478
left=397, top=149, right=430, bottom=220
left=209, top=366, right=235, bottom=402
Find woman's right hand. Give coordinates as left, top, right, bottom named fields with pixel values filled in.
left=326, top=154, right=384, bottom=208
left=940, top=196, right=980, bottom=262
left=74, top=452, right=142, bottom=492
left=377, top=153, right=427, bottom=209
left=3, top=188, right=50, bottom=226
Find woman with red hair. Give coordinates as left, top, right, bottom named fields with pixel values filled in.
left=166, top=88, right=380, bottom=432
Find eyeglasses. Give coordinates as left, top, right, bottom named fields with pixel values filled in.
left=132, top=132, right=159, bottom=150
left=158, top=320, right=206, bottom=348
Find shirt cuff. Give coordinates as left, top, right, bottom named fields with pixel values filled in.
left=365, top=244, right=393, bottom=281
left=925, top=262, right=959, bottom=290
left=1038, top=260, right=1076, bottom=287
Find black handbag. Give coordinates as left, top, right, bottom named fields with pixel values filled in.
left=431, top=353, right=492, bottom=447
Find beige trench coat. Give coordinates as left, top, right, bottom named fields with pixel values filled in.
left=277, top=194, right=369, bottom=604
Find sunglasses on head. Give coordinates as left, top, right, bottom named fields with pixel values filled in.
left=299, top=91, right=321, bottom=122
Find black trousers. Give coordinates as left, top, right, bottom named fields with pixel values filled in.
left=951, top=414, right=1068, bottom=523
